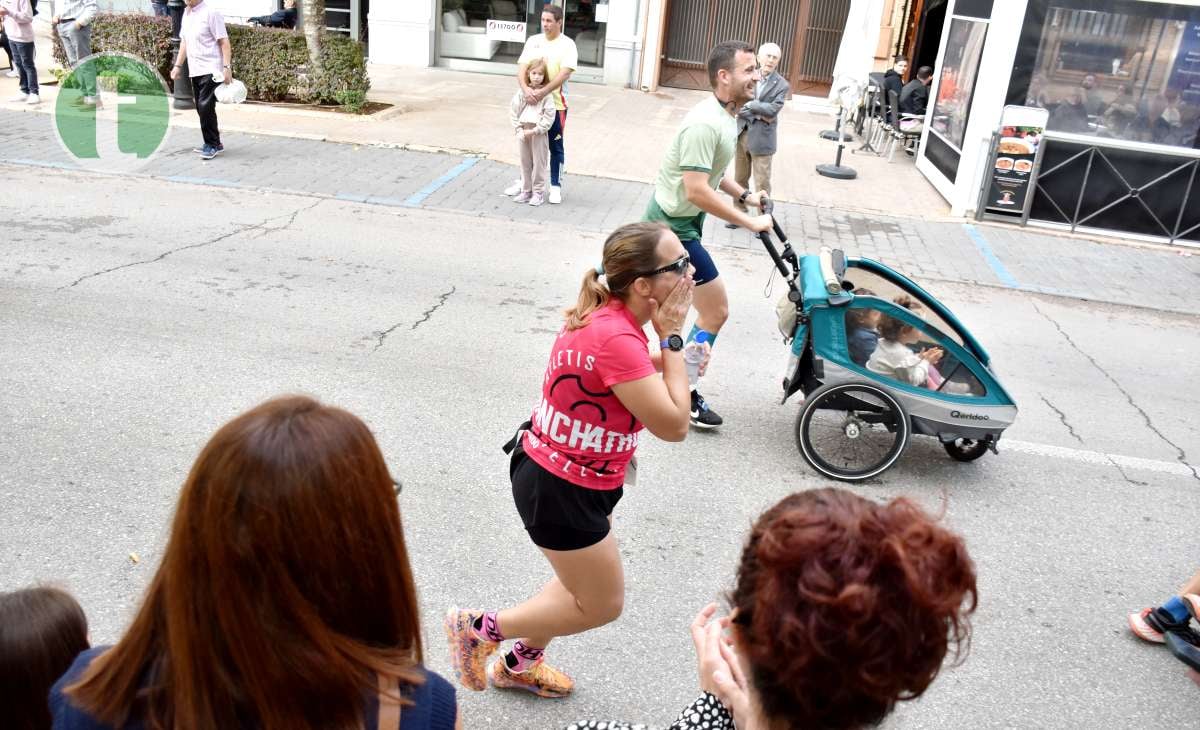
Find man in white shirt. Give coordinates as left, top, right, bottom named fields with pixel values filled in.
left=169, top=0, right=231, bottom=160
left=503, top=5, right=577, bottom=204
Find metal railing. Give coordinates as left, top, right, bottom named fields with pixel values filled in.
left=1031, top=133, right=1200, bottom=245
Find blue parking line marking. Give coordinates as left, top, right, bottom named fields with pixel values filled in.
left=336, top=192, right=370, bottom=203
left=404, top=157, right=479, bottom=207
left=963, top=223, right=1019, bottom=288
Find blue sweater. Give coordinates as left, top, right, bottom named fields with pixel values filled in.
left=50, top=647, right=456, bottom=730
left=848, top=327, right=880, bottom=366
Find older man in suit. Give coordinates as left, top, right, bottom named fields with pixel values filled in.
left=730, top=42, right=790, bottom=227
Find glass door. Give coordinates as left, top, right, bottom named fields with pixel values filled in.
left=492, top=1, right=605, bottom=68
left=438, top=0, right=605, bottom=77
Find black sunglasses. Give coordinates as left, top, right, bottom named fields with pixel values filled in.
left=640, top=254, right=690, bottom=278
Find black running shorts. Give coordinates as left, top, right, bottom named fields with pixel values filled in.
left=510, top=445, right=623, bottom=551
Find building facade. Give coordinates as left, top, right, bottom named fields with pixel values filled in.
left=910, top=0, right=1200, bottom=246
left=378, top=0, right=900, bottom=95
left=377, top=1, right=644, bottom=87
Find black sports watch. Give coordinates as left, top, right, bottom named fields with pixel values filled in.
left=738, top=189, right=751, bottom=204
left=661, top=334, right=684, bottom=352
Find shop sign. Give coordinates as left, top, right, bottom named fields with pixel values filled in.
left=984, top=105, right=1050, bottom=216
left=486, top=19, right=527, bottom=43
left=1169, top=21, right=1200, bottom=106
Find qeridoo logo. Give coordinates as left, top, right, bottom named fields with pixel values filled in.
left=950, top=410, right=990, bottom=421
left=53, top=52, right=171, bottom=172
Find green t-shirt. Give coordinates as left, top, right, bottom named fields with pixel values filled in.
left=642, top=95, right=738, bottom=241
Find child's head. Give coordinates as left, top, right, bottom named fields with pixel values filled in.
left=846, top=288, right=881, bottom=330
left=525, top=58, right=548, bottom=89
left=879, top=295, right=924, bottom=343
left=0, top=586, right=89, bottom=730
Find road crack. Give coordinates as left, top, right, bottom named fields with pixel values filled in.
left=59, top=199, right=323, bottom=290
left=1039, top=394, right=1084, bottom=444
left=371, top=286, right=456, bottom=352
left=1033, top=301, right=1198, bottom=483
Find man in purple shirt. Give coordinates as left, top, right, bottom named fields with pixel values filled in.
left=170, top=0, right=231, bottom=160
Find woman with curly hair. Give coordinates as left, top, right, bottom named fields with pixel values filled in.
left=568, top=487, right=977, bottom=729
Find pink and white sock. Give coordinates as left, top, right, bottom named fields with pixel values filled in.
left=503, top=640, right=544, bottom=673
left=472, top=611, right=504, bottom=643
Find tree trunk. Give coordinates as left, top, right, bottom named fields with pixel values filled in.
left=302, top=0, right=324, bottom=74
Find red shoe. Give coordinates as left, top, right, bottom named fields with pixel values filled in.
left=443, top=608, right=498, bottom=691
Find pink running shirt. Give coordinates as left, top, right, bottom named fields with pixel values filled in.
left=523, top=301, right=657, bottom=490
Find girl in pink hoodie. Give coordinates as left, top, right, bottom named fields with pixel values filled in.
left=0, top=0, right=37, bottom=103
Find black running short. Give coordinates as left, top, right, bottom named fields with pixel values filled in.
left=510, top=445, right=623, bottom=551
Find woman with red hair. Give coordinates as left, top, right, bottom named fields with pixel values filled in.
left=49, top=396, right=457, bottom=730
left=568, top=487, right=977, bottom=729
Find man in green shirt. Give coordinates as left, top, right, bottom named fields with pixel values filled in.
left=643, top=40, right=773, bottom=429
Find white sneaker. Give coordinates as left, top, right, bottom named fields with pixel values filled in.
left=7, top=92, right=27, bottom=102
left=548, top=185, right=562, bottom=204
left=4, top=70, right=18, bottom=78
left=25, top=93, right=39, bottom=105
left=502, top=179, right=522, bottom=196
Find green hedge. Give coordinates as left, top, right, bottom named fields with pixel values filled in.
left=52, top=13, right=370, bottom=112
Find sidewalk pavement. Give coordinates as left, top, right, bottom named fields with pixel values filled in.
left=13, top=19, right=946, bottom=219
left=3, top=103, right=1197, bottom=317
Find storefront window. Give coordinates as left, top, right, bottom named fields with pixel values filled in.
left=438, top=0, right=606, bottom=67
left=929, top=18, right=989, bottom=151
left=1021, top=3, right=1200, bottom=149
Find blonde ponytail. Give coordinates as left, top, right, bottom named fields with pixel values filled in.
left=562, top=222, right=667, bottom=330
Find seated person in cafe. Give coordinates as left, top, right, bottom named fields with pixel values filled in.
left=1102, top=84, right=1138, bottom=137
left=880, top=57, right=907, bottom=122
left=866, top=296, right=944, bottom=389
left=1050, top=88, right=1090, bottom=134
left=249, top=0, right=297, bottom=29
left=898, top=66, right=933, bottom=131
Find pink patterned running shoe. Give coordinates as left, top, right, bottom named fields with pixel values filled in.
left=443, top=607, right=499, bottom=691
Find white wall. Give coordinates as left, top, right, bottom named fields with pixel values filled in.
left=207, top=0, right=275, bottom=25
left=637, top=0, right=666, bottom=90
left=915, top=0, right=1030, bottom=216
left=601, top=0, right=641, bottom=86
left=830, top=0, right=887, bottom=99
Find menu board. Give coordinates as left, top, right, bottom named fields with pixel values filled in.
left=984, top=105, right=1050, bottom=216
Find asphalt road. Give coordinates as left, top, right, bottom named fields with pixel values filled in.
left=2, top=164, right=1198, bottom=728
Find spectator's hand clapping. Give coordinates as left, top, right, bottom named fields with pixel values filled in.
left=690, top=603, right=754, bottom=722
left=921, top=347, right=944, bottom=364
